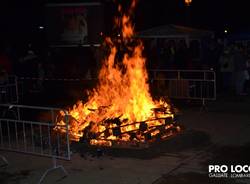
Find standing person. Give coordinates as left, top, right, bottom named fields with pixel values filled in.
left=21, top=44, right=38, bottom=77
left=244, top=57, right=250, bottom=93
left=0, top=45, right=12, bottom=83
left=219, top=49, right=234, bottom=92
left=45, top=51, right=55, bottom=78
left=168, top=40, right=176, bottom=69
left=175, top=40, right=189, bottom=69
left=233, top=45, right=248, bottom=95
left=37, top=62, right=45, bottom=91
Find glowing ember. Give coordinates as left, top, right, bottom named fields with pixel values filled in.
left=55, top=0, right=181, bottom=147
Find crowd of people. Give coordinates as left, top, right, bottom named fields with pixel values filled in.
left=218, top=43, right=250, bottom=95
left=145, top=38, right=250, bottom=96
left=0, top=38, right=250, bottom=96
left=145, top=39, right=204, bottom=70
left=0, top=42, right=103, bottom=90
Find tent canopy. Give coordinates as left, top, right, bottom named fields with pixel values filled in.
left=137, top=24, right=214, bottom=39
left=227, top=32, right=250, bottom=41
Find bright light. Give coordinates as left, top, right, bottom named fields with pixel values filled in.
left=39, top=26, right=44, bottom=30
left=224, top=29, right=228, bottom=34
left=185, top=0, right=192, bottom=6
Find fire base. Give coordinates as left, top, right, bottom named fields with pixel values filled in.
left=79, top=121, right=182, bottom=149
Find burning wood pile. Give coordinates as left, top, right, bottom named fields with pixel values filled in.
left=55, top=0, right=181, bottom=148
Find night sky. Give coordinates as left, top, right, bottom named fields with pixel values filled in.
left=0, top=0, right=250, bottom=44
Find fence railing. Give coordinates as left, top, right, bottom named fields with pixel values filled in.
left=0, top=104, right=70, bottom=183
left=149, top=70, right=216, bottom=104
left=18, top=76, right=96, bottom=102
left=0, top=75, right=19, bottom=104
left=17, top=70, right=216, bottom=104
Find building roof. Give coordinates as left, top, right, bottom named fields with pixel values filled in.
left=137, top=24, right=214, bottom=39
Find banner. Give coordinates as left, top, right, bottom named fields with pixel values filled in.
left=45, top=3, right=104, bottom=46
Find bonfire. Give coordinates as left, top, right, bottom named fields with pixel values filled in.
left=55, top=0, right=181, bottom=148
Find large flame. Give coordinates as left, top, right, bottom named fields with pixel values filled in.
left=56, top=0, right=179, bottom=146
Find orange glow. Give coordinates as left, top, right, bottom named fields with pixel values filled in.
left=55, top=0, right=180, bottom=146
left=185, top=0, right=192, bottom=6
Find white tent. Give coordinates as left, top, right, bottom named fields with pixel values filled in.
left=137, top=24, right=214, bottom=40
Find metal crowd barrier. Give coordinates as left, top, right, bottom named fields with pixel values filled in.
left=0, top=104, right=70, bottom=184
left=0, top=75, right=19, bottom=104
left=149, top=70, right=216, bottom=108
left=18, top=76, right=97, bottom=97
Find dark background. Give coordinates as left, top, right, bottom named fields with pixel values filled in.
left=0, top=0, right=249, bottom=45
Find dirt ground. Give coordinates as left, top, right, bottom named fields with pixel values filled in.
left=1, top=95, right=250, bottom=184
